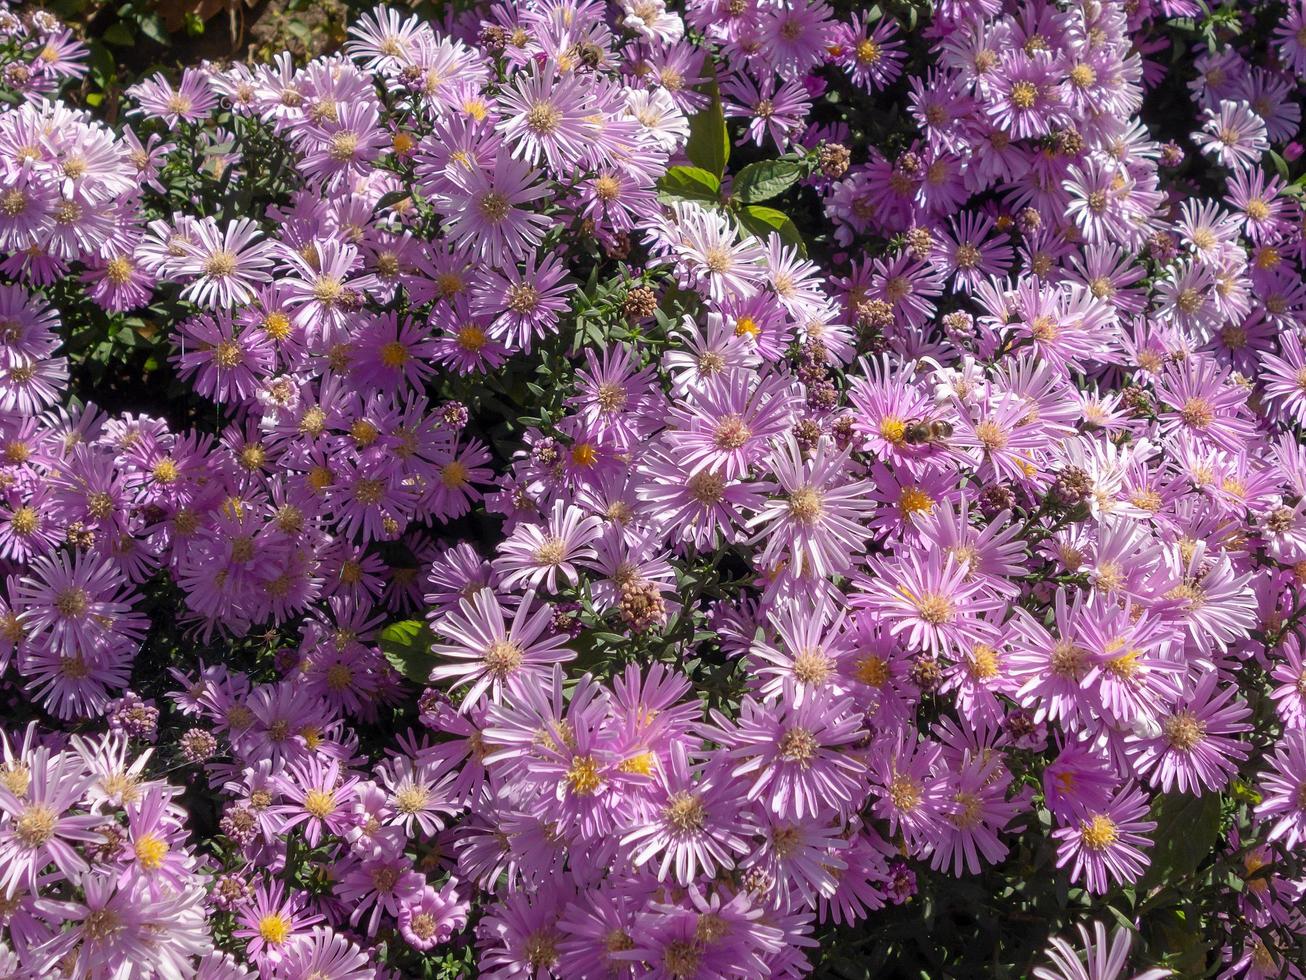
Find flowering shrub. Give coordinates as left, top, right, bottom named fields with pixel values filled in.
left=0, top=0, right=1304, bottom=977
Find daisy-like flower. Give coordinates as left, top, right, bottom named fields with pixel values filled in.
left=1272, top=2, right=1306, bottom=75
left=375, top=753, right=456, bottom=837
left=350, top=311, right=436, bottom=390
left=127, top=68, right=217, bottom=126
left=82, top=249, right=155, bottom=313
left=429, top=587, right=574, bottom=708
left=1131, top=672, right=1251, bottom=794
left=118, top=785, right=193, bottom=893
left=1224, top=167, right=1289, bottom=243
left=662, top=311, right=761, bottom=396
left=1154, top=355, right=1257, bottom=455
left=32, top=873, right=210, bottom=979
left=15, top=550, right=144, bottom=657
left=174, top=217, right=276, bottom=309
left=1053, top=783, right=1156, bottom=895
left=626, top=87, right=689, bottom=153
left=1153, top=259, right=1219, bottom=336
left=987, top=50, right=1064, bottom=139
left=1258, top=331, right=1306, bottom=427
left=1063, top=159, right=1139, bottom=248
left=620, top=742, right=749, bottom=886
left=497, top=63, right=594, bottom=176
left=398, top=882, right=467, bottom=952
left=706, top=684, right=867, bottom=821
left=637, top=449, right=764, bottom=550
left=0, top=747, right=101, bottom=896
left=857, top=551, right=1002, bottom=658
left=929, top=753, right=1021, bottom=877
left=432, top=152, right=552, bottom=267
left=722, top=72, right=812, bottom=150
left=620, top=0, right=684, bottom=42
left=29, top=29, right=88, bottom=84
left=1255, top=728, right=1306, bottom=849
left=831, top=13, right=906, bottom=92
left=494, top=499, right=603, bottom=593
left=1192, top=99, right=1269, bottom=172
left=867, top=729, right=952, bottom=849
left=173, top=311, right=275, bottom=404
left=470, top=250, right=573, bottom=354
left=1077, top=598, right=1185, bottom=728
left=278, top=237, right=374, bottom=344
left=272, top=927, right=374, bottom=980
left=667, top=202, right=769, bottom=303
left=759, top=0, right=838, bottom=78
left=933, top=211, right=1012, bottom=293
left=1043, top=741, right=1117, bottom=825
left=741, top=810, right=851, bottom=911
left=298, top=99, right=388, bottom=188
left=338, top=840, right=427, bottom=937
left=748, top=591, right=853, bottom=705
left=747, top=433, right=873, bottom=579
left=271, top=756, right=359, bottom=846
left=663, top=369, right=795, bottom=480
left=1269, top=640, right=1306, bottom=730
left=431, top=300, right=508, bottom=375
left=346, top=5, right=424, bottom=72
left=1033, top=920, right=1171, bottom=980
left=233, top=879, right=324, bottom=968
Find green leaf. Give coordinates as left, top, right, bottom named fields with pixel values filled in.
left=372, top=189, right=411, bottom=213
left=1137, top=791, right=1221, bottom=890
left=379, top=620, right=436, bottom=684
left=87, top=42, right=116, bottom=88
left=136, top=13, right=169, bottom=45
left=737, top=204, right=806, bottom=255
left=1269, top=149, right=1290, bottom=182
left=657, top=165, right=721, bottom=205
left=732, top=160, right=803, bottom=203
left=685, top=80, right=729, bottom=179
left=102, top=23, right=134, bottom=46
left=1147, top=908, right=1207, bottom=976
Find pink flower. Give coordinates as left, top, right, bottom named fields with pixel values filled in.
left=0, top=747, right=101, bottom=896
left=707, top=684, right=867, bottom=821
left=1053, top=783, right=1156, bottom=894
left=429, top=587, right=574, bottom=708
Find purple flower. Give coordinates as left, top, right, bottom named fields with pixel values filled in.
left=1053, top=783, right=1156, bottom=895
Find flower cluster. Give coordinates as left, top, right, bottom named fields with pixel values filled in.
left=0, top=0, right=1304, bottom=976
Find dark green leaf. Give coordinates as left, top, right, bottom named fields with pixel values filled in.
left=1137, top=791, right=1221, bottom=890
left=102, top=23, right=134, bottom=46
left=732, top=160, right=803, bottom=203
left=379, top=620, right=436, bottom=684
left=1147, top=908, right=1207, bottom=976
left=657, top=165, right=721, bottom=205
left=737, top=204, right=806, bottom=255
left=137, top=13, right=169, bottom=44
left=685, top=80, right=729, bottom=179
left=373, top=189, right=411, bottom=213
left=87, top=43, right=116, bottom=87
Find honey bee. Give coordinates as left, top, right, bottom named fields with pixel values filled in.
left=902, top=419, right=954, bottom=446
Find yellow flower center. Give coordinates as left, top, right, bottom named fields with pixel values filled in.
left=1081, top=813, right=1118, bottom=850
left=258, top=913, right=291, bottom=946
left=134, top=832, right=169, bottom=870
